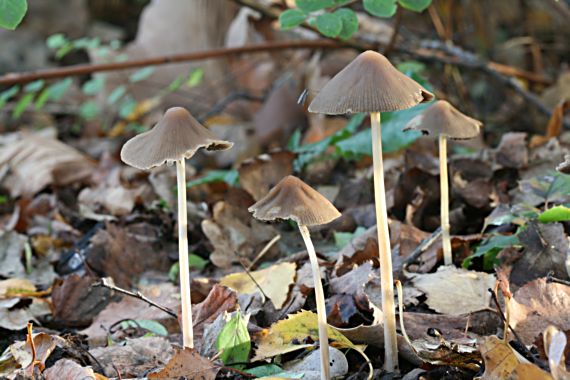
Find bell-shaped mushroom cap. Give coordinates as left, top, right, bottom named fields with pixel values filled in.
left=249, top=175, right=341, bottom=226
left=120, top=107, right=233, bottom=170
left=557, top=154, right=570, bottom=174
left=404, top=100, right=482, bottom=139
left=308, top=50, right=433, bottom=114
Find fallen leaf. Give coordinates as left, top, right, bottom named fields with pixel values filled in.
left=0, top=299, right=51, bottom=331
left=412, top=266, right=496, bottom=315
left=495, top=132, right=529, bottom=169
left=216, top=311, right=250, bottom=368
left=544, top=326, right=570, bottom=380
left=509, top=278, right=570, bottom=345
left=0, top=133, right=95, bottom=197
left=90, top=337, right=173, bottom=378
left=148, top=347, right=219, bottom=380
left=220, top=262, right=296, bottom=310
left=44, top=359, right=106, bottom=380
left=283, top=346, right=348, bottom=379
left=530, top=100, right=569, bottom=148
left=238, top=150, right=295, bottom=201
left=192, top=284, right=238, bottom=344
left=0, top=278, right=36, bottom=299
left=0, top=332, right=56, bottom=378
left=0, top=231, right=27, bottom=278
left=253, top=310, right=361, bottom=361
left=478, top=335, right=552, bottom=379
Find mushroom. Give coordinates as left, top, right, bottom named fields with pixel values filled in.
left=249, top=175, right=341, bottom=380
left=308, top=50, right=433, bottom=371
left=404, top=100, right=482, bottom=266
left=120, top=107, right=233, bottom=348
left=557, top=154, right=570, bottom=174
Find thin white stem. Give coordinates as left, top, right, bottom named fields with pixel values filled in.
left=298, top=224, right=330, bottom=380
left=439, top=135, right=452, bottom=266
left=370, top=112, right=398, bottom=372
left=177, top=159, right=194, bottom=348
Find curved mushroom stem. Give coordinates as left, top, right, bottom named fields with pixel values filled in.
left=439, top=134, right=452, bottom=266
left=298, top=224, right=330, bottom=380
left=176, top=159, right=194, bottom=348
left=370, top=112, right=398, bottom=372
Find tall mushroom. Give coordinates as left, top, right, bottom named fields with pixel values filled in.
left=120, top=107, right=232, bottom=348
left=404, top=100, right=482, bottom=265
left=249, top=175, right=341, bottom=380
left=308, top=50, right=433, bottom=371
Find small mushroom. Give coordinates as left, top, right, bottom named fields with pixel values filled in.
left=249, top=175, right=341, bottom=380
left=120, top=107, right=232, bottom=348
left=308, top=50, right=433, bottom=372
left=557, top=154, right=570, bottom=174
left=404, top=100, right=482, bottom=266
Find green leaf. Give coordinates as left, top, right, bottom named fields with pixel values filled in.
left=538, top=205, right=570, bottom=223
left=187, top=68, right=204, bottom=88
left=279, top=9, right=307, bottom=30
left=79, top=100, right=99, bottom=120
left=0, top=85, right=20, bottom=108
left=363, top=0, right=397, bottom=18
left=24, top=80, right=44, bottom=93
left=82, top=77, right=105, bottom=95
left=120, top=320, right=168, bottom=336
left=129, top=66, right=155, bottom=82
left=46, top=33, right=67, bottom=49
left=295, top=0, right=334, bottom=12
left=12, top=93, right=34, bottom=119
left=187, top=169, right=239, bottom=188
left=398, top=0, right=431, bottom=12
left=244, top=364, right=304, bottom=378
left=463, top=233, right=520, bottom=269
left=119, top=96, right=137, bottom=118
left=35, top=78, right=72, bottom=110
left=167, top=74, right=185, bottom=92
left=334, top=226, right=366, bottom=249
left=0, top=0, right=27, bottom=30
left=335, top=8, right=358, bottom=40
left=216, top=311, right=251, bottom=368
left=315, top=12, right=342, bottom=37
left=107, top=85, right=126, bottom=105
left=518, top=171, right=570, bottom=206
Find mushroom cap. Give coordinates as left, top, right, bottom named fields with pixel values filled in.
left=308, top=50, right=434, bottom=114
left=404, top=100, right=482, bottom=139
left=557, top=154, right=570, bottom=174
left=248, top=175, right=341, bottom=226
left=120, top=107, right=233, bottom=170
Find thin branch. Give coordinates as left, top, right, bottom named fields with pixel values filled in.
left=0, top=40, right=341, bottom=86
left=546, top=271, right=570, bottom=286
left=92, top=277, right=178, bottom=318
left=404, top=227, right=442, bottom=265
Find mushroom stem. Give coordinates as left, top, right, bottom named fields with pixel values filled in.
left=439, top=134, right=452, bottom=266
left=370, top=112, right=398, bottom=372
left=298, top=224, right=330, bottom=380
left=176, top=159, right=194, bottom=348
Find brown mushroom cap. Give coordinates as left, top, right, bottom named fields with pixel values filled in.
left=557, top=154, right=570, bottom=174
left=308, top=50, right=434, bottom=114
left=404, top=100, right=482, bottom=139
left=248, top=175, right=341, bottom=226
left=120, top=107, right=233, bottom=170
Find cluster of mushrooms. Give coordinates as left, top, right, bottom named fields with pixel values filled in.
left=120, top=50, right=485, bottom=378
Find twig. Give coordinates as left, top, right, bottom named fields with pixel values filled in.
left=404, top=226, right=442, bottom=265
left=237, top=257, right=270, bottom=301
left=197, top=91, right=263, bottom=122
left=0, top=40, right=341, bottom=85
left=546, top=271, right=570, bottom=286
left=92, top=277, right=177, bottom=318
left=248, top=234, right=281, bottom=270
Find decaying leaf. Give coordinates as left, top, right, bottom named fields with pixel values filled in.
left=544, top=326, right=570, bottom=380
left=478, top=335, right=552, bottom=379
left=238, top=150, right=295, bottom=201
left=0, top=299, right=51, bottom=331
left=0, top=133, right=95, bottom=197
left=411, top=266, right=496, bottom=315
left=0, top=332, right=56, bottom=378
left=509, top=278, right=570, bottom=345
left=253, top=310, right=361, bottom=361
left=0, top=231, right=27, bottom=278
left=148, top=347, right=219, bottom=380
left=283, top=346, right=348, bottom=379
left=192, top=284, right=238, bottom=344
left=220, top=262, right=296, bottom=310
left=43, top=359, right=106, bottom=380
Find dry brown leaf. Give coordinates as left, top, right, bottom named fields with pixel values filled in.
left=237, top=150, right=295, bottom=201
left=530, top=100, right=569, bottom=148
left=0, top=134, right=95, bottom=197
left=190, top=284, right=238, bottom=344
left=544, top=326, right=570, bottom=380
left=479, top=335, right=552, bottom=379
left=220, top=262, right=296, bottom=310
left=44, top=359, right=107, bottom=380
left=148, top=347, right=219, bottom=380
left=0, top=278, right=36, bottom=299
left=411, top=266, right=496, bottom=315
left=509, top=278, right=570, bottom=345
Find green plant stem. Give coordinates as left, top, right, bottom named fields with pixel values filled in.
left=370, top=112, right=398, bottom=372
left=439, top=134, right=452, bottom=265
left=298, top=224, right=330, bottom=380
left=177, top=159, right=194, bottom=348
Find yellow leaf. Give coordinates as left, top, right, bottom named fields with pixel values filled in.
left=479, top=336, right=552, bottom=380
left=253, top=310, right=359, bottom=361
left=220, top=262, right=296, bottom=310
left=0, top=278, right=36, bottom=299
